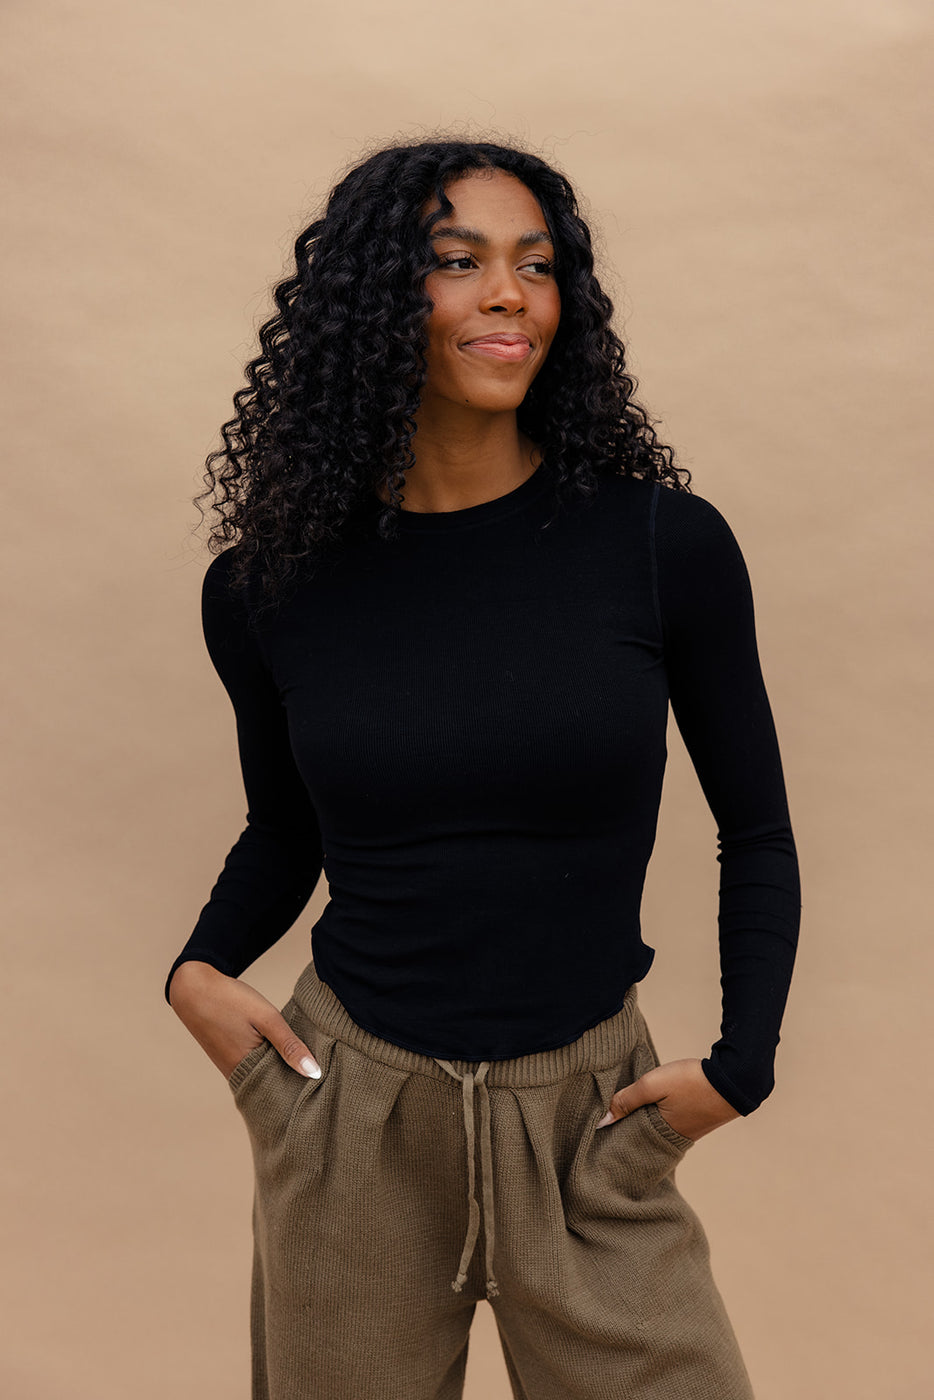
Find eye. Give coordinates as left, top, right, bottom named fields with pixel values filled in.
left=435, top=254, right=554, bottom=275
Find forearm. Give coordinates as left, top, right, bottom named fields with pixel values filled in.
left=164, top=820, right=323, bottom=1005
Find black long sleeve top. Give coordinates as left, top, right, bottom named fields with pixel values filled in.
left=164, top=465, right=801, bottom=1115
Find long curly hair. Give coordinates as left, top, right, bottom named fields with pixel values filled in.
left=196, top=135, right=691, bottom=614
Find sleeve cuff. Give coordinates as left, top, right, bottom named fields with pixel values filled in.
left=700, top=1056, right=767, bottom=1117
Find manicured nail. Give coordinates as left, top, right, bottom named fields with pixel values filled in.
left=300, top=1056, right=322, bottom=1079
left=596, top=1111, right=615, bottom=1130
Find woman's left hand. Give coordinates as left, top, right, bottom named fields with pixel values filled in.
left=596, top=1058, right=741, bottom=1141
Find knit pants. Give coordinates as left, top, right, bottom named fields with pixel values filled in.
left=227, top=959, right=754, bottom=1400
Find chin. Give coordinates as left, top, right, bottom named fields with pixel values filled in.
left=459, top=384, right=533, bottom=413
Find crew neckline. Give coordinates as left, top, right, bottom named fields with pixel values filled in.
left=368, top=460, right=552, bottom=532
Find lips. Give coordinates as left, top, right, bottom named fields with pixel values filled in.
left=464, top=333, right=531, bottom=347
left=462, top=333, right=532, bottom=362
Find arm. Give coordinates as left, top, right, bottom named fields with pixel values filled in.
left=163, top=549, right=324, bottom=1006
left=652, top=482, right=801, bottom=1115
left=599, top=484, right=800, bottom=1138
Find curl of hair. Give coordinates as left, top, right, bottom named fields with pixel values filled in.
left=195, top=136, right=691, bottom=617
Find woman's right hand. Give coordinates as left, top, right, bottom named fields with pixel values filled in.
left=168, top=960, right=322, bottom=1082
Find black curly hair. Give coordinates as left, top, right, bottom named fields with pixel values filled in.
left=196, top=135, right=691, bottom=613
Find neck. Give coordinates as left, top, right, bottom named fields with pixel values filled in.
left=377, top=401, right=540, bottom=513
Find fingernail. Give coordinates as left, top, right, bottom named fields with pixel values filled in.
left=595, top=1111, right=615, bottom=1130
left=300, top=1056, right=322, bottom=1079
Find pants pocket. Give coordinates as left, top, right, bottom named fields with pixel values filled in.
left=642, top=1097, right=696, bottom=1154
left=565, top=1033, right=695, bottom=1219
left=228, top=997, right=335, bottom=1155
left=227, top=1037, right=273, bottom=1095
left=606, top=1037, right=694, bottom=1196
left=629, top=1036, right=697, bottom=1154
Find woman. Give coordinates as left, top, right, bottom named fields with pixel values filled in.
left=167, top=138, right=800, bottom=1400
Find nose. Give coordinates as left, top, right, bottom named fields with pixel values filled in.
left=478, top=263, right=526, bottom=315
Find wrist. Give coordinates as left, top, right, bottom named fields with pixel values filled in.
left=168, top=959, right=228, bottom=1006
left=700, top=1056, right=758, bottom=1117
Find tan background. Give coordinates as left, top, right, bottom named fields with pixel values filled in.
left=3, top=1, right=931, bottom=1395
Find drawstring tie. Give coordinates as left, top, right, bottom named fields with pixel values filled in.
left=433, top=1058, right=499, bottom=1300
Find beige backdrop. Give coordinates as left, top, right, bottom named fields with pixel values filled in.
left=3, top=1, right=931, bottom=1396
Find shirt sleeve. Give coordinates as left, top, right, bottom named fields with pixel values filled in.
left=163, top=550, right=324, bottom=1005
left=652, top=482, right=801, bottom=1114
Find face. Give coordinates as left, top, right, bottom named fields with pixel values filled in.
left=419, top=168, right=561, bottom=415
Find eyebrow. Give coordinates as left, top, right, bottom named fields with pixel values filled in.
left=429, top=223, right=554, bottom=249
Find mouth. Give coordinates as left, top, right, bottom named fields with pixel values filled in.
left=461, top=334, right=533, bottom=363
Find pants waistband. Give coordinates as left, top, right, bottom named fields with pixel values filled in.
left=291, top=961, right=642, bottom=1087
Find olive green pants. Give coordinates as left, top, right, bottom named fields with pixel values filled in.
left=227, top=960, right=754, bottom=1399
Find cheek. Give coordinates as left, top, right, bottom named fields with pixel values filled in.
left=424, top=275, right=458, bottom=328
left=542, top=289, right=562, bottom=342
left=424, top=299, right=461, bottom=373
left=425, top=328, right=461, bottom=386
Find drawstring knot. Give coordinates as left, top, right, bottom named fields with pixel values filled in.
left=433, top=1057, right=499, bottom=1300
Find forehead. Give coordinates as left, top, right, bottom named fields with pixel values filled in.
left=422, top=169, right=550, bottom=237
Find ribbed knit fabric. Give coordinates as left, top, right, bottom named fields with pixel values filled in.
left=230, top=960, right=755, bottom=1400
left=167, top=465, right=801, bottom=1115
